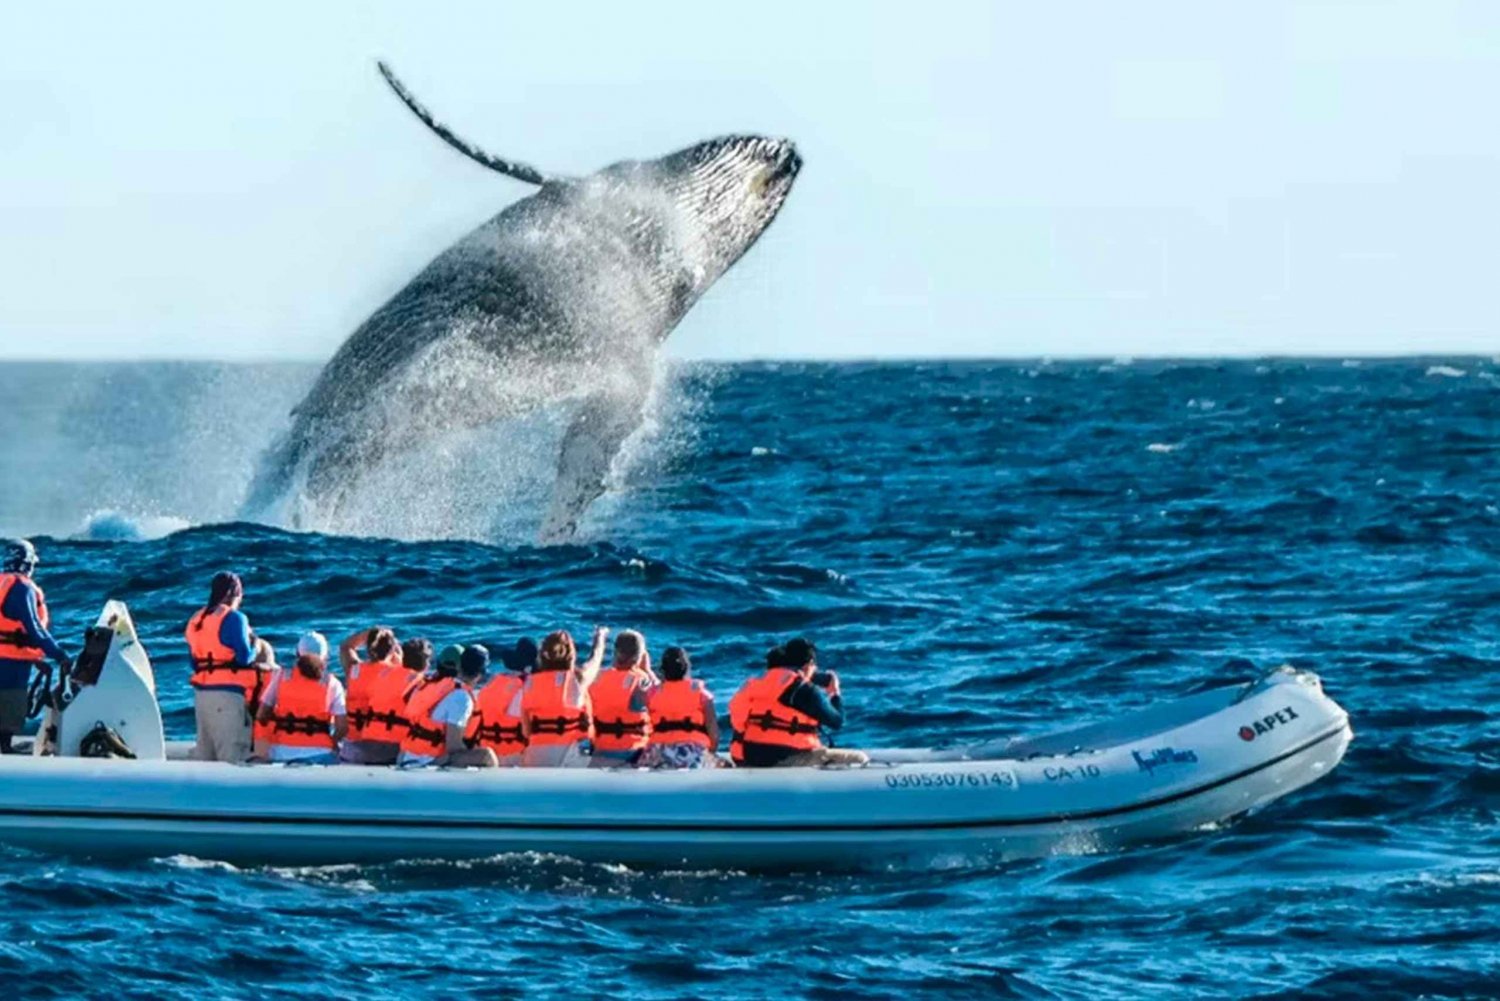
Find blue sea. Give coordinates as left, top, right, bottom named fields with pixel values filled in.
left=0, top=358, right=1496, bottom=999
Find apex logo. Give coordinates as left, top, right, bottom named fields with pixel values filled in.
left=1238, top=705, right=1300, bottom=741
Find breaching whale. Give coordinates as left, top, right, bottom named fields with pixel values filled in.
left=245, top=61, right=800, bottom=541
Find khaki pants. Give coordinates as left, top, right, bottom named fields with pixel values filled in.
left=444, top=746, right=498, bottom=768
left=339, top=740, right=400, bottom=765
left=193, top=690, right=251, bottom=763
left=522, top=741, right=590, bottom=768
left=774, top=747, right=870, bottom=768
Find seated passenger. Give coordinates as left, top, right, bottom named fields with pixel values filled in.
left=641, top=646, right=720, bottom=769
left=469, top=639, right=531, bottom=766
left=402, top=637, right=434, bottom=677
left=338, top=626, right=414, bottom=765
left=587, top=629, right=657, bottom=768
left=729, top=638, right=868, bottom=768
left=254, top=632, right=347, bottom=764
left=520, top=627, right=608, bottom=768
left=399, top=646, right=497, bottom=768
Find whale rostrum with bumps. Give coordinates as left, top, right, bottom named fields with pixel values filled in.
left=3, top=601, right=1352, bottom=870
left=244, top=62, right=802, bottom=541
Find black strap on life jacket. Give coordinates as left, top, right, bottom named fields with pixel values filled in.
left=406, top=719, right=445, bottom=747
left=529, top=714, right=590, bottom=737
left=349, top=708, right=407, bottom=732
left=593, top=716, right=648, bottom=739
left=653, top=716, right=708, bottom=736
left=269, top=713, right=331, bottom=737
left=474, top=721, right=525, bottom=744
left=0, top=629, right=40, bottom=650
left=748, top=711, right=820, bottom=736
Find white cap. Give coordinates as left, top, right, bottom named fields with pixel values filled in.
left=296, top=631, right=329, bottom=659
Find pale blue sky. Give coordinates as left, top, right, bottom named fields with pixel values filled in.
left=1, top=1, right=1497, bottom=360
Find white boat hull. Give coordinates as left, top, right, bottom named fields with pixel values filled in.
left=0, top=630, right=1352, bottom=868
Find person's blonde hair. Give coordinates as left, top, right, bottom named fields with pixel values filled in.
left=539, top=630, right=575, bottom=671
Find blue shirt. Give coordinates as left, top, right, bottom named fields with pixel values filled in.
left=0, top=575, right=68, bottom=690
left=189, top=608, right=257, bottom=692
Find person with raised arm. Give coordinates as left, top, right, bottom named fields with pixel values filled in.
left=519, top=626, right=608, bottom=767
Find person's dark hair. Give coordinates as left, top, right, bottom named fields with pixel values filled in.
left=614, top=630, right=643, bottom=665
left=295, top=653, right=325, bottom=680
left=766, top=645, right=786, bottom=669
left=540, top=630, right=575, bottom=671
left=367, top=627, right=398, bottom=662
left=782, top=638, right=817, bottom=669
left=402, top=638, right=433, bottom=671
left=460, top=645, right=490, bottom=680
left=194, top=571, right=243, bottom=629
left=505, top=637, right=538, bottom=674
left=661, top=646, right=691, bottom=682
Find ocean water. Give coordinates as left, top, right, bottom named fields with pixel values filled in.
left=0, top=358, right=1496, bottom=999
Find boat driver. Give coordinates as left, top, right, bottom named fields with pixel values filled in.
left=0, top=539, right=72, bottom=754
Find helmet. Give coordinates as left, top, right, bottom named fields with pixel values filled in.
left=1, top=539, right=38, bottom=575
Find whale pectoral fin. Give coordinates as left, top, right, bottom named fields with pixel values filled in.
left=377, top=61, right=555, bottom=186
left=540, top=387, right=650, bottom=544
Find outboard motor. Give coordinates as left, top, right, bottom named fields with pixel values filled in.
left=33, top=601, right=165, bottom=760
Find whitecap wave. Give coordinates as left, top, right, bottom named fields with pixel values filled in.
left=1426, top=365, right=1467, bottom=378
left=75, top=510, right=192, bottom=542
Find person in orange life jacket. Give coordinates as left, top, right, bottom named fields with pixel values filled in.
left=253, top=632, right=347, bottom=765
left=520, top=626, right=608, bottom=768
left=731, top=637, right=869, bottom=768
left=640, top=646, right=721, bottom=770
left=399, top=645, right=497, bottom=768
left=185, top=571, right=264, bottom=763
left=469, top=638, right=536, bottom=767
left=587, top=629, right=660, bottom=768
left=0, top=539, right=70, bottom=754
left=337, top=626, right=413, bottom=765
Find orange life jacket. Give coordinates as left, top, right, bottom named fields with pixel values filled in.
left=345, top=660, right=417, bottom=744
left=185, top=605, right=260, bottom=698
left=401, top=677, right=471, bottom=759
left=648, top=679, right=713, bottom=749
left=0, top=573, right=48, bottom=663
left=468, top=674, right=526, bottom=756
left=729, top=668, right=821, bottom=762
left=265, top=670, right=336, bottom=750
left=588, top=668, right=652, bottom=753
left=521, top=668, right=593, bottom=747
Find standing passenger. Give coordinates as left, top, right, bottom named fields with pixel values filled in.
left=399, top=646, right=498, bottom=768
left=520, top=627, right=608, bottom=767
left=588, top=629, right=657, bottom=767
left=642, top=646, right=720, bottom=769
left=255, top=632, right=346, bottom=764
left=184, top=571, right=261, bottom=762
left=0, top=539, right=71, bottom=754
left=338, top=626, right=412, bottom=765
left=469, top=639, right=533, bottom=766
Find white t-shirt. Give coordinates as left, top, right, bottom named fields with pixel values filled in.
left=398, top=688, right=475, bottom=767
left=261, top=669, right=347, bottom=762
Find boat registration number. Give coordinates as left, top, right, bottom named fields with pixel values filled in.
left=885, top=769, right=1017, bottom=790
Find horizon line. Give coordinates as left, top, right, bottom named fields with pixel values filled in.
left=0, top=351, right=1496, bottom=366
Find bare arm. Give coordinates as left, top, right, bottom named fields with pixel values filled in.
left=338, top=629, right=369, bottom=673
left=575, top=626, right=609, bottom=689
left=332, top=714, right=348, bottom=744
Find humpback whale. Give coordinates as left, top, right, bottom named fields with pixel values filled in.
left=246, top=61, right=800, bottom=541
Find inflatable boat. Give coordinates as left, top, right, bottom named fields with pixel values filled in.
left=0, top=603, right=1352, bottom=869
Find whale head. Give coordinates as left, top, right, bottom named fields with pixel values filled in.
left=645, top=135, right=802, bottom=300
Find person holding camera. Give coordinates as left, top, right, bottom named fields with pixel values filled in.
left=728, top=637, right=868, bottom=768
